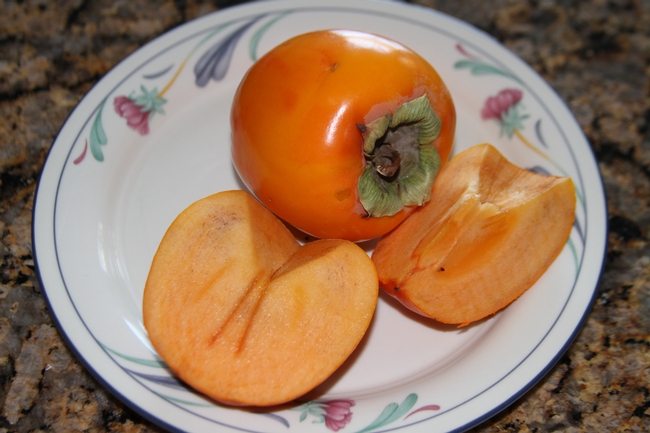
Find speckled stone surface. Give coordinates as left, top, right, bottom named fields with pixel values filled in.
left=0, top=0, right=648, bottom=432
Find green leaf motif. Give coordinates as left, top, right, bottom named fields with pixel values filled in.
left=567, top=236, right=579, bottom=277
left=248, top=11, right=294, bottom=61
left=454, top=59, right=523, bottom=84
left=101, top=343, right=167, bottom=368
left=156, top=392, right=214, bottom=407
left=89, top=99, right=108, bottom=161
left=499, top=104, right=529, bottom=138
left=355, top=393, right=418, bottom=433
left=292, top=401, right=327, bottom=425
left=133, top=86, right=167, bottom=119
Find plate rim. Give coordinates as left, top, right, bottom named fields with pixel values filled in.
left=31, top=1, right=609, bottom=432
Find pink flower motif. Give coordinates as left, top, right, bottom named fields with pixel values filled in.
left=114, top=95, right=150, bottom=135
left=322, top=399, right=355, bottom=432
left=481, top=88, right=523, bottom=121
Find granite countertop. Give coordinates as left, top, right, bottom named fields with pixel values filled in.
left=1, top=0, right=648, bottom=432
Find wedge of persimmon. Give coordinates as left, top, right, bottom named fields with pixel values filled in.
left=143, top=190, right=378, bottom=406
left=372, top=143, right=576, bottom=326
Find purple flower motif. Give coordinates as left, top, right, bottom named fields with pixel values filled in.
left=481, top=88, right=523, bottom=121
left=481, top=88, right=528, bottom=138
left=294, top=398, right=355, bottom=432
left=322, top=400, right=355, bottom=432
left=114, top=96, right=151, bottom=135
left=114, top=86, right=167, bottom=136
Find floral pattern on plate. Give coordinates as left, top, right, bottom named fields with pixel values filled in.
left=74, top=13, right=287, bottom=164
left=32, top=2, right=605, bottom=433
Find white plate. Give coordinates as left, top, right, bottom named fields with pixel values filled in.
left=32, top=1, right=607, bottom=432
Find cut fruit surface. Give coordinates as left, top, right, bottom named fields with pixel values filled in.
left=372, top=144, right=576, bottom=326
left=143, top=190, right=378, bottom=406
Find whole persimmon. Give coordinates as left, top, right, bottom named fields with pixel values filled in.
left=231, top=30, right=456, bottom=241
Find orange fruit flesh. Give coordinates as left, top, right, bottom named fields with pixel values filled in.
left=143, top=191, right=378, bottom=406
left=372, top=143, right=576, bottom=326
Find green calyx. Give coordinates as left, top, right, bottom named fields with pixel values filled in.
left=357, top=94, right=442, bottom=218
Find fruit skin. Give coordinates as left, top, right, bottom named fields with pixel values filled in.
left=143, top=190, right=378, bottom=406
left=371, top=144, right=576, bottom=326
left=231, top=29, right=456, bottom=242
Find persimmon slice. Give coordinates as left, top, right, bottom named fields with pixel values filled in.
left=143, top=190, right=378, bottom=406
left=372, top=144, right=576, bottom=326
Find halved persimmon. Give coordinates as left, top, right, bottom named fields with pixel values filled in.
left=372, top=144, right=576, bottom=326
left=143, top=190, right=378, bottom=406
